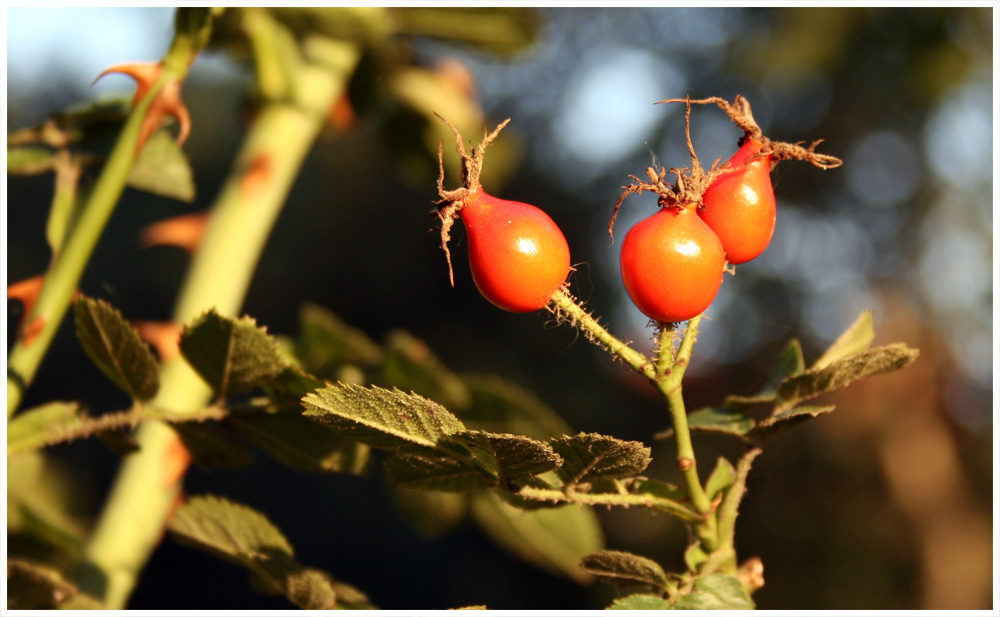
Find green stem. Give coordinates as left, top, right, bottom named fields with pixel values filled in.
left=6, top=11, right=212, bottom=419
left=549, top=289, right=654, bottom=378
left=653, top=315, right=712, bottom=517
left=78, top=18, right=363, bottom=608
left=515, top=486, right=703, bottom=523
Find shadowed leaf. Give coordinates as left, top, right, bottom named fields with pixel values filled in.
left=470, top=491, right=602, bottom=583
left=179, top=310, right=287, bottom=397
left=168, top=495, right=351, bottom=609
left=462, top=374, right=572, bottom=440
left=296, top=303, right=382, bottom=376
left=74, top=296, right=159, bottom=401
left=380, top=329, right=470, bottom=412
left=776, top=343, right=919, bottom=411
left=748, top=405, right=837, bottom=441
left=227, top=412, right=369, bottom=474
left=6, top=559, right=86, bottom=609
left=580, top=550, right=669, bottom=592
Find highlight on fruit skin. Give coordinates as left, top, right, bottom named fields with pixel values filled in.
left=620, top=203, right=725, bottom=323
left=699, top=137, right=776, bottom=265
left=434, top=114, right=571, bottom=313
left=461, top=187, right=571, bottom=313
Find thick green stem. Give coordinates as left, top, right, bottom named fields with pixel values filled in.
left=78, top=22, right=362, bottom=608
left=6, top=11, right=212, bottom=419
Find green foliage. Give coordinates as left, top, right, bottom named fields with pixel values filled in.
left=607, top=593, right=672, bottom=609
left=550, top=433, right=652, bottom=486
left=673, top=311, right=919, bottom=443
left=580, top=550, right=670, bottom=593
left=469, top=492, right=602, bottom=583
left=179, top=309, right=288, bottom=398
left=127, top=128, right=196, bottom=202
left=168, top=495, right=371, bottom=609
left=74, top=296, right=159, bottom=401
left=672, top=573, right=755, bottom=610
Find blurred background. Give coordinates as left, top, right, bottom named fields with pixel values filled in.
left=5, top=6, right=995, bottom=610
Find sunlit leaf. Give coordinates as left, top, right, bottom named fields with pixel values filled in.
left=776, top=343, right=919, bottom=411
left=179, top=310, right=287, bottom=397
left=704, top=457, right=737, bottom=500
left=127, top=128, right=195, bottom=202
left=302, top=383, right=465, bottom=452
left=74, top=296, right=159, bottom=401
left=811, top=310, right=874, bottom=371
left=551, top=433, right=651, bottom=486
left=6, top=146, right=57, bottom=175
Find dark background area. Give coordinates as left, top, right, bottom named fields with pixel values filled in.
left=5, top=7, right=995, bottom=610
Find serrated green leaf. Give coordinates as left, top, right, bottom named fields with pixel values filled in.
left=385, top=451, right=494, bottom=492
left=168, top=495, right=341, bottom=609
left=811, top=310, right=874, bottom=371
left=127, top=128, right=195, bottom=202
left=380, top=329, right=470, bottom=412
left=777, top=343, right=919, bottom=411
left=470, top=491, right=602, bottom=583
left=227, top=412, right=369, bottom=474
left=439, top=430, right=562, bottom=484
left=550, top=433, right=651, bottom=486
left=608, top=593, right=672, bottom=610
left=704, top=457, right=737, bottom=501
left=748, top=405, right=837, bottom=441
left=179, top=310, right=288, bottom=397
left=296, top=303, right=382, bottom=377
left=673, top=573, right=755, bottom=610
left=302, top=383, right=466, bottom=452
left=580, top=550, right=668, bottom=592
left=6, top=559, right=83, bottom=609
left=462, top=374, right=573, bottom=440
left=259, top=365, right=326, bottom=404
left=74, top=296, right=159, bottom=401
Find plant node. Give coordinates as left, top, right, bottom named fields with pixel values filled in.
left=433, top=113, right=511, bottom=286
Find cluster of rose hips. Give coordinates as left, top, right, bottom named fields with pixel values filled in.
left=435, top=97, right=841, bottom=324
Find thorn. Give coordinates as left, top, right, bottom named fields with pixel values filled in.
left=93, top=61, right=191, bottom=153
left=139, top=212, right=209, bottom=253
